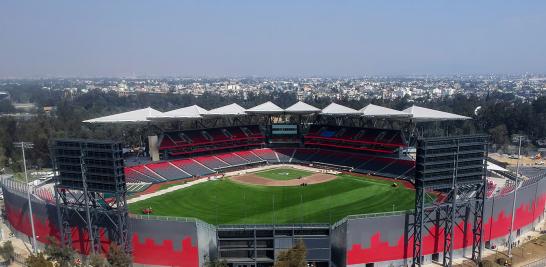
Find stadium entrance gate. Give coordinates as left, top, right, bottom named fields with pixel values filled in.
left=217, top=224, right=331, bottom=267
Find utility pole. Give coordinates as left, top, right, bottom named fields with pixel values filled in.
left=13, top=142, right=37, bottom=253
left=508, top=136, right=523, bottom=259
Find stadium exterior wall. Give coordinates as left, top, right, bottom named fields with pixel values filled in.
left=2, top=177, right=546, bottom=267
left=1, top=187, right=209, bottom=267
left=336, top=177, right=546, bottom=267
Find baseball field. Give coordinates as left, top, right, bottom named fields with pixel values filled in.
left=128, top=169, right=415, bottom=225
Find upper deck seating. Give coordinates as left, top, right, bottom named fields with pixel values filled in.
left=208, top=128, right=230, bottom=142
left=243, top=125, right=264, bottom=138
left=159, top=125, right=265, bottom=156
left=228, top=127, right=247, bottom=139
left=184, top=130, right=210, bottom=144
left=305, top=125, right=406, bottom=154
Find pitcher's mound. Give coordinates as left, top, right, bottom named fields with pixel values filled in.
left=230, top=172, right=337, bottom=186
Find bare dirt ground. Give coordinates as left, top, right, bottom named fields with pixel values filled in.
left=229, top=172, right=337, bottom=186
left=490, top=153, right=542, bottom=166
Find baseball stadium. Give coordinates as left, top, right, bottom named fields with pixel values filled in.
left=2, top=101, right=546, bottom=267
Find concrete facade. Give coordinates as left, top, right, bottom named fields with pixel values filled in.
left=3, top=175, right=546, bottom=267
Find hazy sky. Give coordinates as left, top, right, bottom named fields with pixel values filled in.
left=1, top=1, right=545, bottom=78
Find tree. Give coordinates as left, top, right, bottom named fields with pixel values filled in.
left=45, top=237, right=77, bottom=267
left=478, top=259, right=496, bottom=267
left=489, top=124, right=509, bottom=145
left=274, top=240, right=307, bottom=267
left=106, top=243, right=131, bottom=267
left=26, top=252, right=54, bottom=267
left=88, top=253, right=109, bottom=267
left=0, top=241, right=15, bottom=263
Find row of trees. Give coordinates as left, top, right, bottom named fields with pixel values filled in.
left=24, top=238, right=131, bottom=267
left=1, top=83, right=546, bottom=172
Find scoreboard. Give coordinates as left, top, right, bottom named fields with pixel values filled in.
left=271, top=124, right=298, bottom=135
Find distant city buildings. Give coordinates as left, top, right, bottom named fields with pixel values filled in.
left=1, top=75, right=546, bottom=102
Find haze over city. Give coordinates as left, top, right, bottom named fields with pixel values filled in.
left=4, top=2, right=546, bottom=267
left=1, top=0, right=546, bottom=78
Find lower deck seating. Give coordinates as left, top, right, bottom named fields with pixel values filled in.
left=273, top=149, right=294, bottom=163
left=216, top=153, right=250, bottom=166
left=127, top=183, right=152, bottom=193
left=171, top=159, right=215, bottom=177
left=308, top=150, right=336, bottom=163
left=145, top=162, right=192, bottom=181
left=127, top=165, right=165, bottom=182
left=124, top=168, right=150, bottom=183
left=195, top=156, right=230, bottom=170
left=234, top=151, right=264, bottom=163
left=125, top=147, right=415, bottom=183
left=291, top=149, right=318, bottom=163
left=253, top=148, right=279, bottom=163
left=486, top=180, right=497, bottom=197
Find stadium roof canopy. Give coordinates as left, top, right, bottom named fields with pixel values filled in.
left=402, top=105, right=471, bottom=122
left=284, top=101, right=321, bottom=114
left=82, top=102, right=472, bottom=124
left=360, top=104, right=412, bottom=118
left=83, top=107, right=163, bottom=124
left=487, top=161, right=508, bottom=172
left=205, top=103, right=247, bottom=117
left=246, top=101, right=284, bottom=114
left=320, top=103, right=361, bottom=116
left=147, top=105, right=207, bottom=120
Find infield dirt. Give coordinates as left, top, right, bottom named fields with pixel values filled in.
left=229, top=172, right=336, bottom=186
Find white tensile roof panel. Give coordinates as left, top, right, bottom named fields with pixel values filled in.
left=206, top=103, right=247, bottom=116
left=148, top=105, right=207, bottom=120
left=360, top=104, right=411, bottom=118
left=320, top=103, right=360, bottom=115
left=246, top=101, right=284, bottom=114
left=284, top=101, right=320, bottom=114
left=487, top=161, right=508, bottom=172
left=402, top=105, right=471, bottom=121
left=83, top=107, right=162, bottom=123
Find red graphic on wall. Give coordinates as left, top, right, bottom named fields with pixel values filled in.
left=347, top=193, right=546, bottom=265
left=4, top=202, right=199, bottom=266
left=132, top=235, right=199, bottom=267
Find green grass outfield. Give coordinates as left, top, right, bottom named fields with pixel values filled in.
left=128, top=174, right=415, bottom=225
left=254, top=167, right=313, bottom=180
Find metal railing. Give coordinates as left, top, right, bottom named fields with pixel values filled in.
left=332, top=209, right=412, bottom=229
left=218, top=223, right=330, bottom=230
left=128, top=213, right=204, bottom=223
